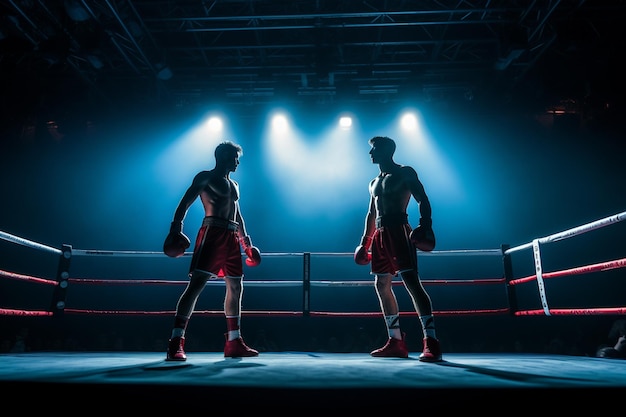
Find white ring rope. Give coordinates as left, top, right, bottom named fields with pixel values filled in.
left=69, top=248, right=503, bottom=258
left=505, top=210, right=626, bottom=255
left=3, top=211, right=623, bottom=260
left=0, top=230, right=503, bottom=259
left=0, top=230, right=62, bottom=255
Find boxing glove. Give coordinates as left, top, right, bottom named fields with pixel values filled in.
left=354, top=235, right=372, bottom=265
left=410, top=218, right=436, bottom=252
left=240, top=235, right=261, bottom=267
left=163, top=222, right=190, bottom=258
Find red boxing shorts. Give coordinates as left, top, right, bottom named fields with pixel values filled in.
left=370, top=222, right=418, bottom=276
left=188, top=217, right=243, bottom=279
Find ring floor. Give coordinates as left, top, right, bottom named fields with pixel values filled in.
left=1, top=351, right=623, bottom=412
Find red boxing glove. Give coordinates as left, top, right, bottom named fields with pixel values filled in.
left=240, top=235, right=261, bottom=267
left=163, top=222, right=190, bottom=258
left=354, top=235, right=372, bottom=265
left=245, top=246, right=262, bottom=267
left=410, top=218, right=436, bottom=252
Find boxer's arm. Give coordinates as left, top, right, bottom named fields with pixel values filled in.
left=172, top=172, right=207, bottom=225
left=405, top=166, right=435, bottom=251
left=403, top=165, right=434, bottom=231
left=234, top=200, right=261, bottom=266
left=362, top=194, right=376, bottom=238
left=234, top=200, right=248, bottom=240
left=164, top=172, right=205, bottom=258
left=405, top=166, right=432, bottom=221
left=354, top=195, right=376, bottom=265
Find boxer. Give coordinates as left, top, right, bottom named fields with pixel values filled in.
left=163, top=140, right=261, bottom=361
left=354, top=135, right=442, bottom=362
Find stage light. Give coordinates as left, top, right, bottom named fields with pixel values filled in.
left=207, top=116, right=223, bottom=132
left=271, top=113, right=289, bottom=134
left=339, top=116, right=352, bottom=129
left=400, top=112, right=418, bottom=131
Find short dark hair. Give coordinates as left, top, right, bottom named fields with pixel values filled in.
left=215, top=141, right=243, bottom=159
left=369, top=136, right=396, bottom=154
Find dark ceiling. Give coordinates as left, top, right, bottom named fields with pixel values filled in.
left=2, top=0, right=626, bottom=127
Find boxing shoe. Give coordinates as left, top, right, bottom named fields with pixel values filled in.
left=370, top=333, right=409, bottom=358
left=224, top=334, right=259, bottom=358
left=166, top=336, right=187, bottom=361
left=419, top=336, right=442, bottom=362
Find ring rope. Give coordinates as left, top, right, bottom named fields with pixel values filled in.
left=49, top=277, right=505, bottom=286
left=7, top=305, right=625, bottom=317
left=0, top=269, right=58, bottom=286
left=69, top=249, right=503, bottom=258
left=0, top=308, right=54, bottom=317
left=66, top=278, right=306, bottom=286
left=0, top=267, right=509, bottom=290
left=508, top=257, right=626, bottom=286
left=61, top=309, right=304, bottom=317
left=0, top=230, right=62, bottom=255
left=55, top=308, right=509, bottom=317
left=505, top=210, right=626, bottom=255
left=310, top=308, right=511, bottom=317
left=514, top=307, right=626, bottom=316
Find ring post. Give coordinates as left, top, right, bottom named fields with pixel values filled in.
left=50, top=244, right=72, bottom=317
left=302, top=252, right=311, bottom=317
left=501, top=244, right=517, bottom=316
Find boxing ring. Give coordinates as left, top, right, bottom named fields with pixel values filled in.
left=1, top=211, right=625, bottom=409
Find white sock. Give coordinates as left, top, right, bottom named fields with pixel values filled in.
left=385, top=314, right=402, bottom=339
left=419, top=314, right=437, bottom=339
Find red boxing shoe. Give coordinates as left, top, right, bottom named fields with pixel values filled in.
left=419, top=336, right=442, bottom=362
left=224, top=335, right=259, bottom=358
left=370, top=333, right=409, bottom=358
left=166, top=336, right=187, bottom=361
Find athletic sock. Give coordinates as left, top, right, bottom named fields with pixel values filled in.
left=419, top=314, right=437, bottom=339
left=385, top=314, right=402, bottom=339
left=171, top=315, right=188, bottom=338
left=226, top=315, right=241, bottom=341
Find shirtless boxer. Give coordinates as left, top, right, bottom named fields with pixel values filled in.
left=354, top=136, right=442, bottom=362
left=163, top=140, right=261, bottom=360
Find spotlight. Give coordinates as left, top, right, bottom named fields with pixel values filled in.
left=339, top=116, right=352, bottom=129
